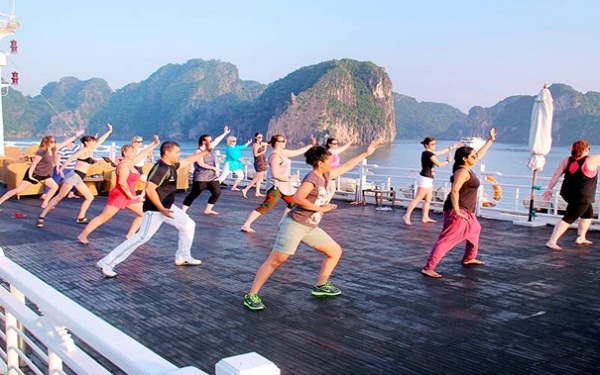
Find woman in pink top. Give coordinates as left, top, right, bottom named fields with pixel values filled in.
left=543, top=139, right=600, bottom=250
left=77, top=135, right=160, bottom=244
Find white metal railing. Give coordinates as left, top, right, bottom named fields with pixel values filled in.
left=304, top=159, right=600, bottom=230
left=0, top=247, right=209, bottom=375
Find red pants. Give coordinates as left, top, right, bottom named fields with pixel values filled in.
left=423, top=210, right=481, bottom=271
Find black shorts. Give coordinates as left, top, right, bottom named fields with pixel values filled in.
left=22, top=168, right=50, bottom=185
left=562, top=201, right=595, bottom=224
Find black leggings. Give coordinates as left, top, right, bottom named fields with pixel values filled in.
left=562, top=201, right=595, bottom=224
left=183, top=180, right=221, bottom=207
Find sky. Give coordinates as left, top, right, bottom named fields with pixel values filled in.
left=2, top=0, right=599, bottom=112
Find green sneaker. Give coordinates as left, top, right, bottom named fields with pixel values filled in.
left=243, top=294, right=266, bottom=310
left=311, top=281, right=342, bottom=297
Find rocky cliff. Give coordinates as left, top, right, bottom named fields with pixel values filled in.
left=263, top=59, right=396, bottom=144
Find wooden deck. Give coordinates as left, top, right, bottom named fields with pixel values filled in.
left=0, top=186, right=599, bottom=374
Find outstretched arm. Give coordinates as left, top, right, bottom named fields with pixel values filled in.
left=133, top=135, right=160, bottom=164
left=178, top=149, right=211, bottom=170
left=430, top=154, right=451, bottom=168
left=433, top=142, right=461, bottom=156
left=94, top=123, right=113, bottom=149
left=330, top=141, right=353, bottom=155
left=330, top=140, right=383, bottom=180
left=474, top=128, right=496, bottom=161
left=210, top=125, right=230, bottom=149
left=282, top=134, right=317, bottom=158
left=56, top=129, right=84, bottom=150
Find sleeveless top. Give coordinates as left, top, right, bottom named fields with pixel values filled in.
left=193, top=151, right=218, bottom=182
left=268, top=152, right=296, bottom=196
left=77, top=156, right=95, bottom=164
left=289, top=171, right=331, bottom=228
left=420, top=150, right=436, bottom=178
left=253, top=144, right=267, bottom=172
left=331, top=153, right=341, bottom=169
left=107, top=167, right=141, bottom=208
left=443, top=168, right=480, bottom=213
left=560, top=156, right=598, bottom=203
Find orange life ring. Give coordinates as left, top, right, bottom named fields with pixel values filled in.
left=485, top=176, right=503, bottom=201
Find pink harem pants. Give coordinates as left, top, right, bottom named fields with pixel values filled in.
left=423, top=209, right=481, bottom=271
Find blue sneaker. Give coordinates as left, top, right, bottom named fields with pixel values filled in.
left=311, top=281, right=342, bottom=297
left=244, top=294, right=266, bottom=310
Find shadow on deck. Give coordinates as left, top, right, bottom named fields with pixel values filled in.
left=0, top=186, right=598, bottom=374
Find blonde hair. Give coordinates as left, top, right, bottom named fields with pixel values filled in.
left=227, top=136, right=237, bottom=143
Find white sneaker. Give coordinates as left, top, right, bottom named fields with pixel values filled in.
left=174, top=256, right=202, bottom=266
left=96, top=259, right=117, bottom=278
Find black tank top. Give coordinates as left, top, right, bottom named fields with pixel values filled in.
left=420, top=150, right=435, bottom=178
left=77, top=157, right=95, bottom=164
left=560, top=156, right=598, bottom=203
left=443, top=168, right=480, bottom=213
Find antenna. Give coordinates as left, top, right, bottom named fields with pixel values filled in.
left=0, top=0, right=19, bottom=156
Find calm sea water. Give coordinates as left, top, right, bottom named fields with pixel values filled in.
left=7, top=137, right=595, bottom=180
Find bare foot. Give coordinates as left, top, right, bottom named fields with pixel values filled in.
left=402, top=215, right=412, bottom=226
left=545, top=242, right=562, bottom=251
left=240, top=226, right=255, bottom=234
left=67, top=193, right=81, bottom=199
left=242, top=189, right=248, bottom=198
left=575, top=238, right=593, bottom=245
left=462, top=258, right=486, bottom=266
left=204, top=210, right=219, bottom=215
left=421, top=269, right=442, bottom=278
left=255, top=194, right=265, bottom=197
left=231, top=188, right=241, bottom=191
left=77, top=234, right=89, bottom=245
left=422, top=218, right=437, bottom=224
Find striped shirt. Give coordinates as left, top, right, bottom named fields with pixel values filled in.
left=58, top=144, right=81, bottom=170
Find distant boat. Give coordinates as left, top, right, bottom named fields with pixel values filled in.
left=460, top=136, right=486, bottom=151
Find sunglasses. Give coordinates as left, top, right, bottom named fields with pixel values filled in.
left=330, top=142, right=339, bottom=145
left=276, top=139, right=286, bottom=143
left=134, top=140, right=143, bottom=143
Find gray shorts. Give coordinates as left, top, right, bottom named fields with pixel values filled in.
left=64, top=171, right=86, bottom=187
left=273, top=216, right=337, bottom=255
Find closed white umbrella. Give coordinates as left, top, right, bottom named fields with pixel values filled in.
left=526, top=84, right=554, bottom=222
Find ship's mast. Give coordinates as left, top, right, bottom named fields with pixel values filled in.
left=0, top=0, right=19, bottom=156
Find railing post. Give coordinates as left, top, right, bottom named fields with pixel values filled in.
left=6, top=285, right=25, bottom=373
left=48, top=352, right=63, bottom=374
left=358, top=159, right=367, bottom=196
left=475, top=164, right=485, bottom=217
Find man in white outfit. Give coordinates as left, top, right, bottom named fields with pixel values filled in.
left=96, top=141, right=208, bottom=278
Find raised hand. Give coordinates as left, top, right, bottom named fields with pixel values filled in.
left=366, top=139, right=384, bottom=156
left=152, top=134, right=160, bottom=144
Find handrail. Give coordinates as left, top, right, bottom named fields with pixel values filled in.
left=0, top=248, right=208, bottom=375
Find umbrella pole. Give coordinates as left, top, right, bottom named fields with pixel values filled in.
left=527, top=169, right=539, bottom=222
